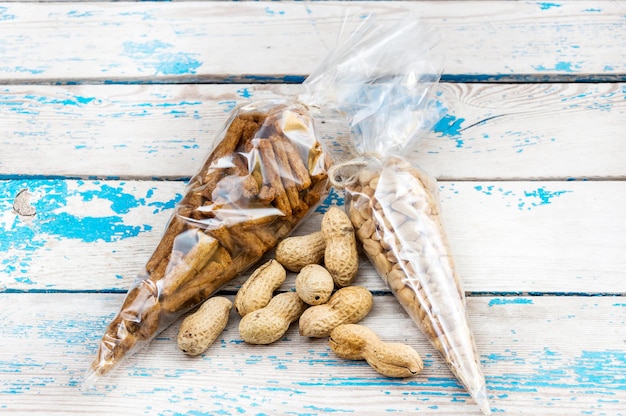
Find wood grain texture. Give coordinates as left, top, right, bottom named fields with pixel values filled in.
left=2, top=179, right=624, bottom=294
left=0, top=294, right=624, bottom=415
left=1, top=0, right=624, bottom=414
left=0, top=1, right=623, bottom=83
left=1, top=82, right=625, bottom=180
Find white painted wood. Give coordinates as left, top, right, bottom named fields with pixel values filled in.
left=1, top=82, right=625, bottom=180
left=0, top=1, right=624, bottom=415
left=0, top=294, right=624, bottom=415
left=0, top=2, right=623, bottom=83
left=421, top=82, right=626, bottom=180
left=2, top=179, right=624, bottom=294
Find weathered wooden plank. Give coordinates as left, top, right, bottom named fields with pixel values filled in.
left=2, top=179, right=624, bottom=294
left=422, top=82, right=626, bottom=180
left=0, top=84, right=313, bottom=180
left=1, top=82, right=625, bottom=180
left=0, top=2, right=624, bottom=83
left=0, top=294, right=624, bottom=415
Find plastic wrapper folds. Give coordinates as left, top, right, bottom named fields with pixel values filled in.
left=87, top=100, right=331, bottom=382
left=317, top=17, right=491, bottom=415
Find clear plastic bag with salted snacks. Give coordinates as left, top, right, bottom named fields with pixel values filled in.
left=310, top=16, right=492, bottom=415
left=86, top=100, right=332, bottom=384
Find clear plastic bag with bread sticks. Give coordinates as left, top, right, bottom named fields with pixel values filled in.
left=308, top=16, right=492, bottom=415
left=85, top=98, right=332, bottom=386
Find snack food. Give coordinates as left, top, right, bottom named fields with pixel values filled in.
left=299, top=285, right=373, bottom=338
left=234, top=259, right=287, bottom=317
left=295, top=264, right=335, bottom=306
left=329, top=323, right=424, bottom=378
left=337, top=156, right=490, bottom=413
left=321, top=207, right=359, bottom=287
left=87, top=101, right=331, bottom=381
left=275, top=231, right=326, bottom=272
left=239, top=291, right=308, bottom=345
left=177, top=296, right=232, bottom=356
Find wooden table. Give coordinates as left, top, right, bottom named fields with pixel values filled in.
left=1, top=1, right=625, bottom=415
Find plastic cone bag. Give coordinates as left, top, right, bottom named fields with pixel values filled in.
left=86, top=101, right=332, bottom=384
left=303, top=17, right=491, bottom=414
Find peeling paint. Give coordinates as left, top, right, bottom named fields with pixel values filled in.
left=122, top=40, right=202, bottom=76
left=0, top=180, right=181, bottom=280
left=489, top=298, right=534, bottom=307
left=473, top=185, right=572, bottom=211
left=537, top=2, right=562, bottom=11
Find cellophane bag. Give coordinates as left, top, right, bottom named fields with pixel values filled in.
left=303, top=17, right=491, bottom=415
left=86, top=99, right=332, bottom=383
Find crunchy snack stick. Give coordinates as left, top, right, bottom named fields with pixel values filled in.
left=331, top=156, right=490, bottom=414
left=87, top=101, right=331, bottom=382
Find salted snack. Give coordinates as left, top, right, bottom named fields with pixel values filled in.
left=177, top=296, right=232, bottom=356
left=235, top=259, right=287, bottom=317
left=329, top=324, right=424, bottom=378
left=335, top=156, right=490, bottom=414
left=87, top=101, right=331, bottom=382
left=239, top=291, right=308, bottom=345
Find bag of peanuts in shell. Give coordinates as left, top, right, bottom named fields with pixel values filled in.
left=303, top=17, right=492, bottom=415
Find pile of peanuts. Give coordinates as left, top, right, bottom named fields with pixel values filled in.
left=176, top=206, right=423, bottom=378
